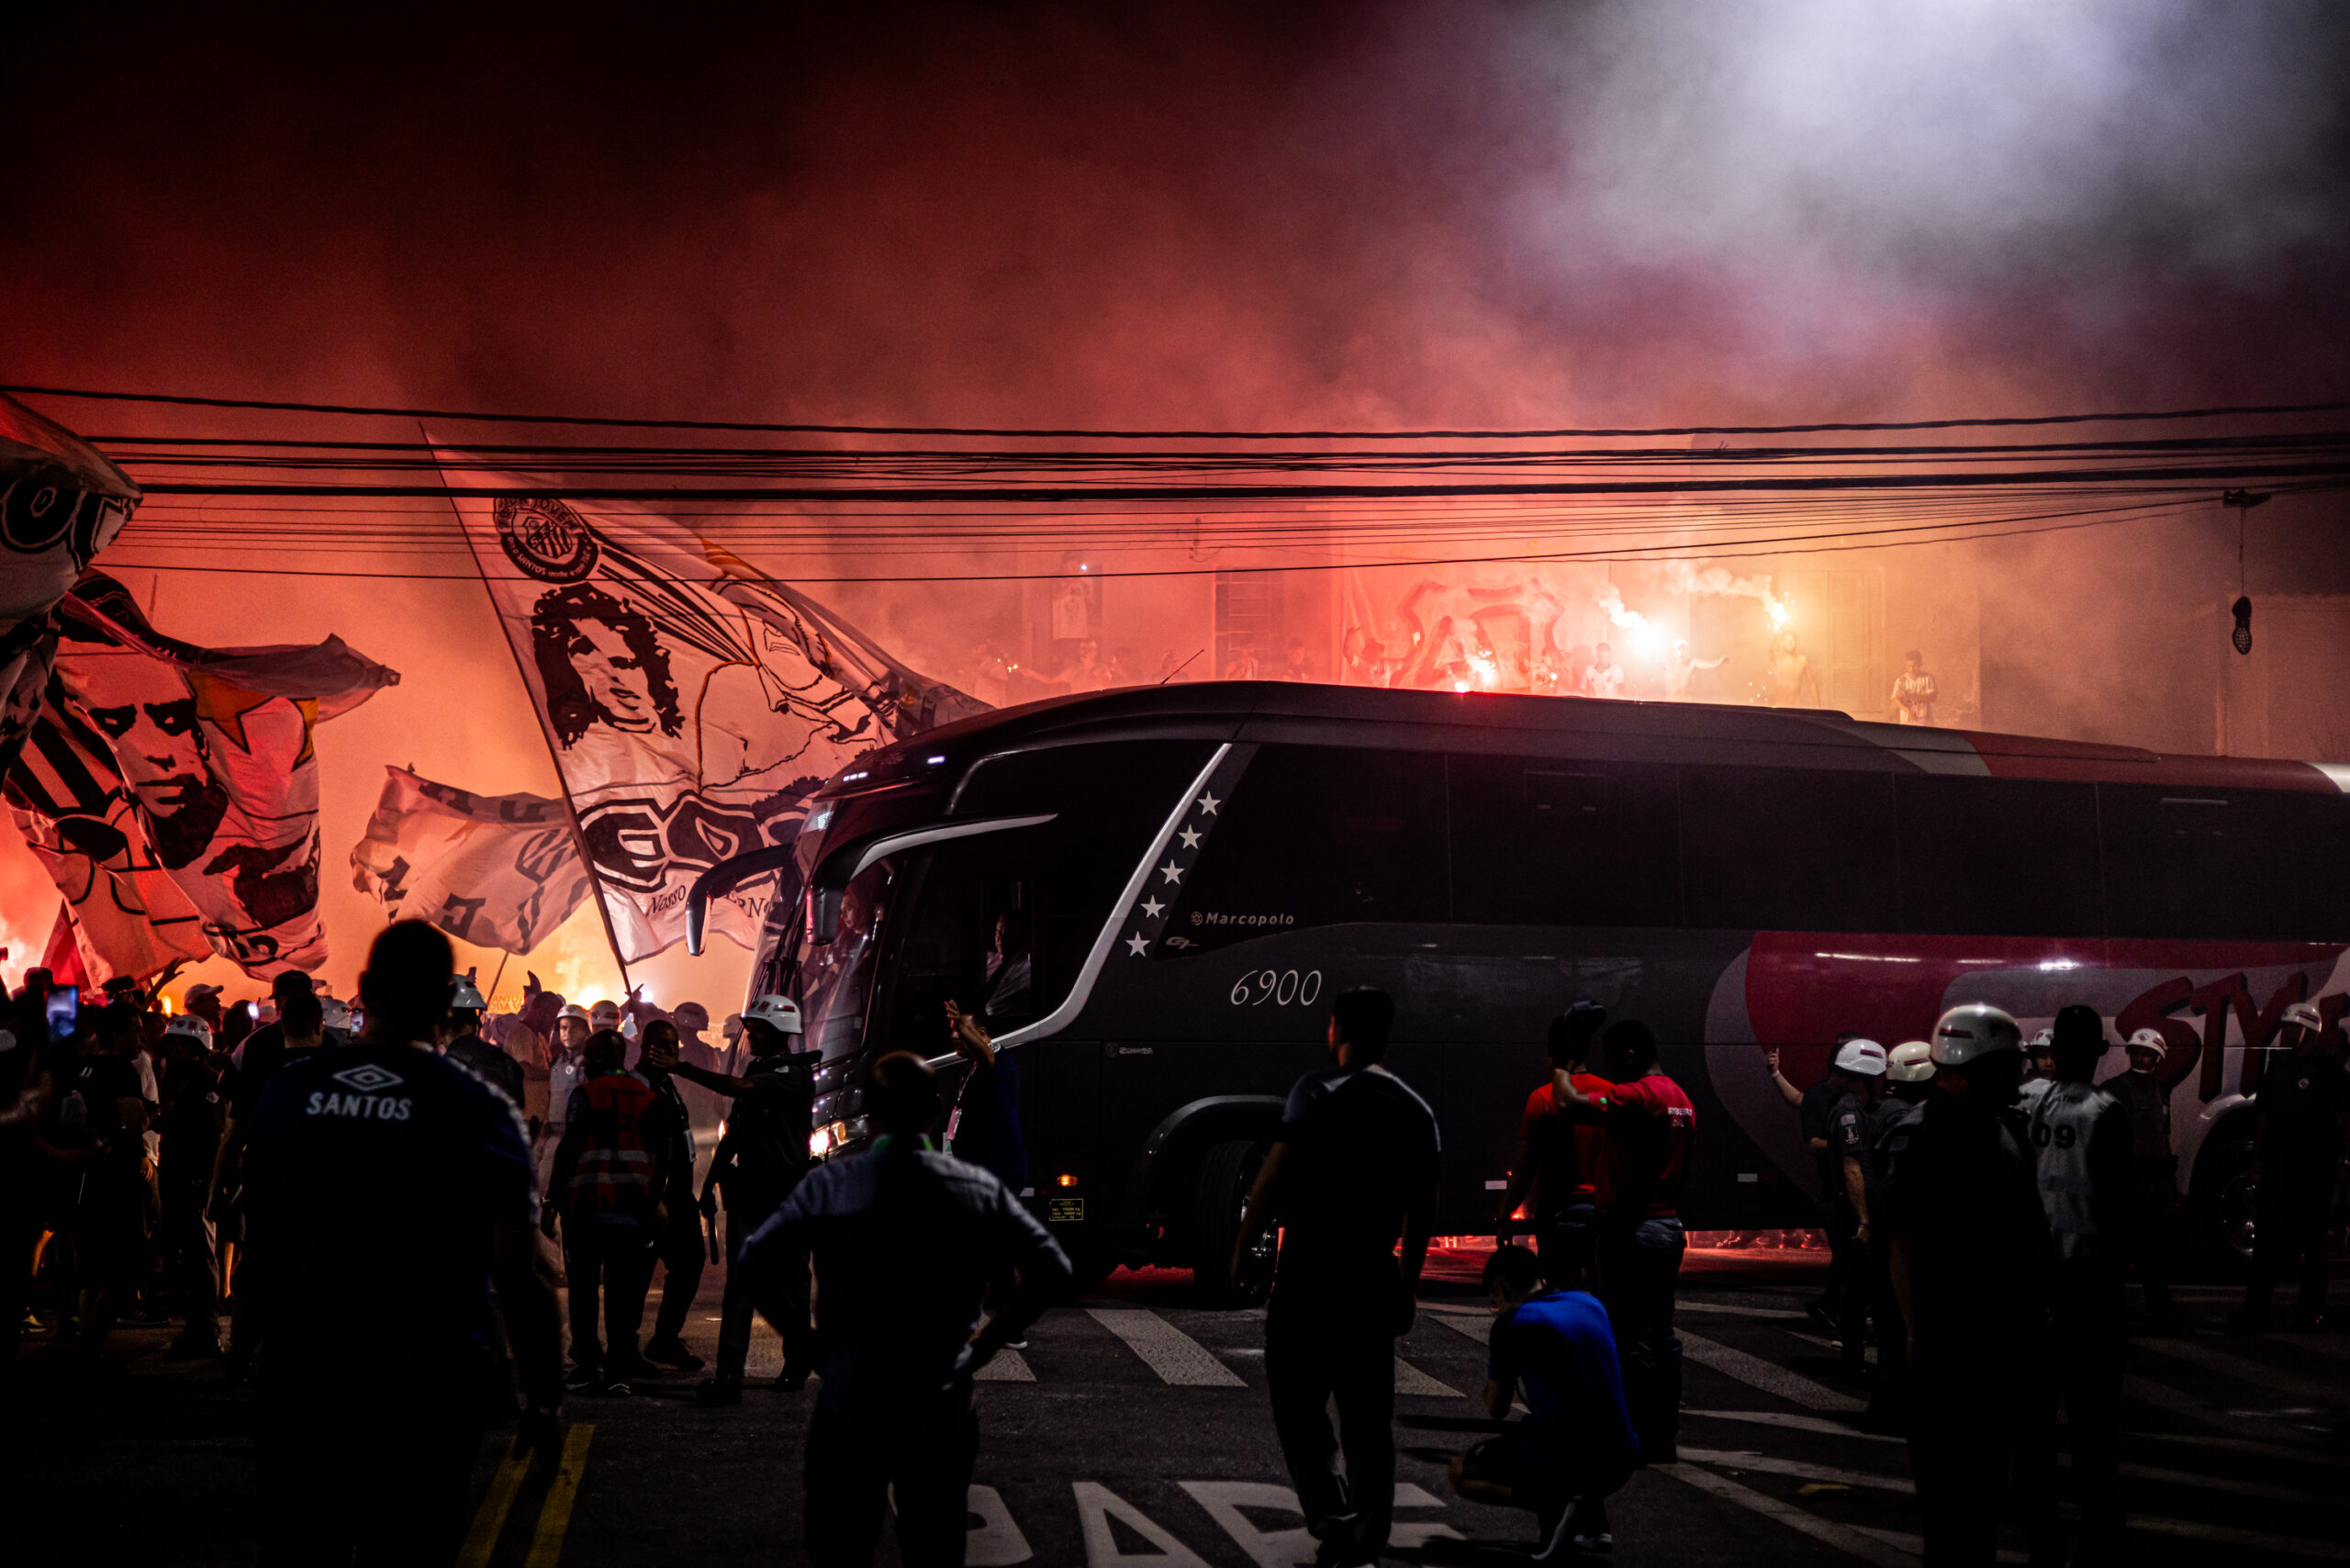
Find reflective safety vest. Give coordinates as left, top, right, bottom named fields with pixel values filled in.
left=569, top=1070, right=659, bottom=1219
left=2028, top=1081, right=2118, bottom=1261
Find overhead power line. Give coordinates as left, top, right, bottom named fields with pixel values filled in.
left=8, top=379, right=2350, bottom=441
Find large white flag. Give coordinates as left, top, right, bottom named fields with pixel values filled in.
left=350, top=767, right=593, bottom=955
left=11, top=572, right=399, bottom=978
left=1, top=393, right=138, bottom=778
left=438, top=460, right=986, bottom=963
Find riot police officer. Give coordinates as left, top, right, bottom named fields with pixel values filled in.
left=2106, top=1028, right=2185, bottom=1330
left=2232, top=1001, right=2347, bottom=1332
left=241, top=922, right=564, bottom=1566
left=1863, top=1041, right=1934, bottom=1429
left=2023, top=1002, right=2132, bottom=1563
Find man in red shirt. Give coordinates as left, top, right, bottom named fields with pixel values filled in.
left=1495, top=1002, right=1610, bottom=1290
left=1550, top=1019, right=1695, bottom=1466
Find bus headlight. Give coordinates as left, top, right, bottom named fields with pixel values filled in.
left=810, top=1126, right=834, bottom=1159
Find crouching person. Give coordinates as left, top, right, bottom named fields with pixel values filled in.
left=1450, top=1245, right=1637, bottom=1562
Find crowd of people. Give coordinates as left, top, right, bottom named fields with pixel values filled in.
left=6, top=935, right=2346, bottom=1568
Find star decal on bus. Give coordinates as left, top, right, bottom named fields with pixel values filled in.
left=1197, top=792, right=1220, bottom=814
left=1160, top=860, right=1184, bottom=883
left=1141, top=897, right=1165, bottom=918
left=1179, top=827, right=1203, bottom=848
left=1125, top=933, right=1150, bottom=957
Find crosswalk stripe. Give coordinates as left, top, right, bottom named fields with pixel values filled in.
left=1686, top=1408, right=1901, bottom=1445
left=1393, top=1357, right=1459, bottom=1397
left=1658, top=1461, right=1915, bottom=1567
left=2123, top=1372, right=2344, bottom=1448
left=1681, top=1329, right=1866, bottom=1413
left=1680, top=1301, right=1812, bottom=1321
left=1085, top=1308, right=1247, bottom=1387
left=2121, top=1512, right=2350, bottom=1561
left=2136, top=1334, right=2332, bottom=1397
left=2121, top=1425, right=2350, bottom=1469
left=975, top=1348, right=1035, bottom=1382
left=1679, top=1446, right=1911, bottom=1494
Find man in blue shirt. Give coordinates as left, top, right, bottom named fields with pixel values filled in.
left=1452, top=1244, right=1637, bottom=1562
left=242, top=921, right=564, bottom=1568
left=740, top=1049, right=1070, bottom=1567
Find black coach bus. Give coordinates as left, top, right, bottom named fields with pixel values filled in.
left=691, top=681, right=2350, bottom=1301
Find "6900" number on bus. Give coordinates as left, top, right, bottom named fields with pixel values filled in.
left=1229, top=969, right=1324, bottom=1007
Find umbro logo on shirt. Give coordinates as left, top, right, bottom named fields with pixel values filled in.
left=331, top=1063, right=406, bottom=1093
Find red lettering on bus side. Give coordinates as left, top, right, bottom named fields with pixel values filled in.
left=2186, top=971, right=2308, bottom=1101
left=2115, top=976, right=2199, bottom=1091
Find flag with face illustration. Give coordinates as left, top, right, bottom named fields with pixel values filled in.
left=9, top=572, right=400, bottom=978
left=4, top=677, right=212, bottom=983
left=1, top=393, right=140, bottom=779
left=438, top=454, right=986, bottom=962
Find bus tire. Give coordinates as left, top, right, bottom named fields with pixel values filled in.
left=2188, top=1123, right=2257, bottom=1273
left=1191, top=1138, right=1275, bottom=1308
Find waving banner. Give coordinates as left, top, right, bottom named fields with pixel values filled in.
left=4, top=681, right=212, bottom=983
left=1, top=393, right=139, bottom=779
left=438, top=454, right=985, bottom=963
left=350, top=767, right=595, bottom=954
left=6, top=572, right=399, bottom=978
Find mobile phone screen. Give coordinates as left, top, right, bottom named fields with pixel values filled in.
left=46, top=986, right=80, bottom=1046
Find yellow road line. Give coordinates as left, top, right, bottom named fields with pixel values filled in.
left=456, top=1452, right=531, bottom=1568
left=522, top=1424, right=596, bottom=1568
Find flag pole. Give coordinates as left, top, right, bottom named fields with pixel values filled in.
left=428, top=429, right=633, bottom=995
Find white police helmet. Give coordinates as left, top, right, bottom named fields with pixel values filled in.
left=1886, top=1041, right=1936, bottom=1083
left=2028, top=1027, right=2054, bottom=1052
left=2125, top=1027, right=2168, bottom=1062
left=2281, top=1001, right=2324, bottom=1035
left=744, top=995, right=803, bottom=1036
left=1931, top=1003, right=2023, bottom=1068
left=1833, top=1037, right=1888, bottom=1077
left=162, top=1014, right=214, bottom=1049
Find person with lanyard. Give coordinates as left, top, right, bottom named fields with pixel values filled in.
left=442, top=969, right=525, bottom=1108
left=1494, top=1002, right=1608, bottom=1290
left=633, top=1015, right=708, bottom=1372
left=1231, top=987, right=1442, bottom=1568
left=1884, top=1004, right=2056, bottom=1567
left=739, top=1049, right=1070, bottom=1567
left=2105, top=1028, right=2187, bottom=1331
left=2022, top=1002, right=2134, bottom=1563
left=1863, top=1040, right=1935, bottom=1429
left=1449, top=1244, right=1637, bottom=1562
left=545, top=1027, right=676, bottom=1395
left=1790, top=1036, right=1864, bottom=1331
left=1547, top=1019, right=1696, bottom=1467
left=1826, top=1038, right=1889, bottom=1373
left=241, top=920, right=564, bottom=1567
left=642, top=992, right=817, bottom=1405
left=2232, top=1000, right=2348, bottom=1333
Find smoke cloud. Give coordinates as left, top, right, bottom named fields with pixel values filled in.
left=1, top=2, right=2346, bottom=996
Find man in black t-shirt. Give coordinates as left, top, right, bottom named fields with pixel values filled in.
left=243, top=922, right=563, bottom=1567
left=154, top=1014, right=229, bottom=1358
left=644, top=992, right=816, bottom=1404
left=1886, top=1004, right=2056, bottom=1566
left=213, top=984, right=330, bottom=1374
left=1233, top=988, right=1441, bottom=1568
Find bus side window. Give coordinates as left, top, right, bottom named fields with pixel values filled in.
left=1897, top=776, right=2101, bottom=936
left=1449, top=756, right=1682, bottom=927
left=2101, top=785, right=2350, bottom=940
left=1680, top=766, right=1898, bottom=933
left=1163, top=745, right=1448, bottom=953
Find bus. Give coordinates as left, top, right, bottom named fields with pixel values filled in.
left=690, top=680, right=2350, bottom=1302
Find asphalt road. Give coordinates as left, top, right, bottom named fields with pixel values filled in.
left=13, top=1247, right=2349, bottom=1566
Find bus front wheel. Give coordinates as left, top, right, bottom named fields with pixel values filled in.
left=1191, top=1139, right=1276, bottom=1308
